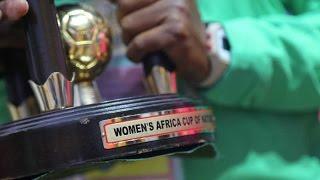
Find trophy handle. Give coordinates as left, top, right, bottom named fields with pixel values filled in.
left=25, top=0, right=69, bottom=84
left=24, top=0, right=74, bottom=111
left=142, top=52, right=177, bottom=94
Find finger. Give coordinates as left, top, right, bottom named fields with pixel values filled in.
left=117, top=0, right=158, bottom=19
left=120, top=0, right=169, bottom=44
left=0, top=0, right=29, bottom=21
left=126, top=21, right=187, bottom=62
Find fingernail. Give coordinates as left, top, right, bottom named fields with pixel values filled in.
left=7, top=0, right=28, bottom=20
left=16, top=0, right=27, bottom=6
left=17, top=0, right=29, bottom=15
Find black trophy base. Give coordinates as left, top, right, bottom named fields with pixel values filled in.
left=0, top=94, right=215, bottom=179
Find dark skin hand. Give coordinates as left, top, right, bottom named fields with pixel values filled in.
left=115, top=0, right=210, bottom=83
left=0, top=0, right=29, bottom=48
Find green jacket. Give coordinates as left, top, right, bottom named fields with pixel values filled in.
left=199, top=0, right=320, bottom=111
left=183, top=0, right=320, bottom=179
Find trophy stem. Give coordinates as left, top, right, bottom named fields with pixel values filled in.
left=74, top=81, right=102, bottom=106
left=145, top=66, right=177, bottom=94
left=143, top=52, right=177, bottom=95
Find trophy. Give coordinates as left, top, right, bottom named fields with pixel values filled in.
left=57, top=4, right=112, bottom=106
left=0, top=0, right=215, bottom=179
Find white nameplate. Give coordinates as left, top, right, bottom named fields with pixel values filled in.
left=100, top=107, right=215, bottom=149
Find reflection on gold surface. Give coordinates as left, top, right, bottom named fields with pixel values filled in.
left=57, top=5, right=112, bottom=82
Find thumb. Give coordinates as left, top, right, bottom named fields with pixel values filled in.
left=0, top=0, right=29, bottom=21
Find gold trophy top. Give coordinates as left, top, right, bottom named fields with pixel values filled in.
left=57, top=4, right=112, bottom=82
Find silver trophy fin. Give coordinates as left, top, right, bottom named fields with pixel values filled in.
left=29, top=72, right=74, bottom=112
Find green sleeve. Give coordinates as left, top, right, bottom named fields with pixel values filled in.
left=55, top=0, right=81, bottom=6
left=201, top=2, right=320, bottom=111
left=0, top=80, right=10, bottom=124
left=284, top=0, right=320, bottom=14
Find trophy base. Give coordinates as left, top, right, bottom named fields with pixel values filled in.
left=0, top=94, right=215, bottom=179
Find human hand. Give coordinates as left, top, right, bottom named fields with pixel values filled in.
left=116, top=0, right=210, bottom=83
left=0, top=0, right=29, bottom=48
